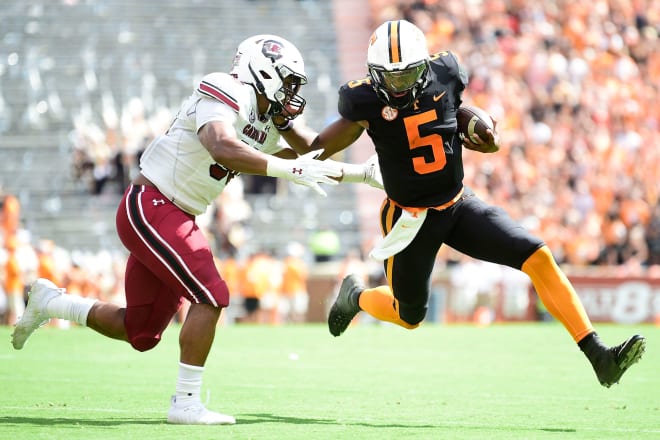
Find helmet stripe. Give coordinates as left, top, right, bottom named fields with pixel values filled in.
left=388, top=21, right=401, bottom=64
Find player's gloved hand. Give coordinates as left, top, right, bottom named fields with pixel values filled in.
left=360, top=154, right=384, bottom=189
left=267, top=151, right=342, bottom=197
left=329, top=154, right=384, bottom=190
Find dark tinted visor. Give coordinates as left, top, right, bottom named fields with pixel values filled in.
left=376, top=61, right=427, bottom=93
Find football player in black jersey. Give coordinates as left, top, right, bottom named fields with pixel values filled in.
left=306, top=19, right=645, bottom=387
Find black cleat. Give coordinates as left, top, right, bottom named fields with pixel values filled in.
left=328, top=274, right=363, bottom=337
left=586, top=334, right=646, bottom=388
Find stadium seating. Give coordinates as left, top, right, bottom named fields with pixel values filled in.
left=0, top=0, right=361, bottom=255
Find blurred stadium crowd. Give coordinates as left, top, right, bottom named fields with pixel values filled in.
left=1, top=0, right=659, bottom=325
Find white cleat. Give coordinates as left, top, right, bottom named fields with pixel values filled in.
left=11, top=278, right=61, bottom=350
left=167, top=396, right=236, bottom=425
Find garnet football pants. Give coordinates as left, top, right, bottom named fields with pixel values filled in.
left=115, top=184, right=229, bottom=351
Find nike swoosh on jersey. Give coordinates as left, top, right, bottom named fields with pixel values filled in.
left=433, top=91, right=446, bottom=102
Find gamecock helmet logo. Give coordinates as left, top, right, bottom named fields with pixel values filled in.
left=262, top=40, right=283, bottom=60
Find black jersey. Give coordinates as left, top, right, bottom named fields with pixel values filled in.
left=338, top=51, right=468, bottom=207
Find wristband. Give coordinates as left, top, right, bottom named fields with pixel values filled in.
left=265, top=156, right=290, bottom=178
left=274, top=119, right=294, bottom=132
left=337, top=162, right=366, bottom=183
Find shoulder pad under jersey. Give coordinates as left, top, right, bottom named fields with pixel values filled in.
left=338, top=77, right=380, bottom=122
left=429, top=51, right=469, bottom=87
left=197, top=72, right=242, bottom=112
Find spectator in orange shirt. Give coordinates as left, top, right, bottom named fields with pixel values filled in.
left=279, top=242, right=309, bottom=323
left=216, top=253, right=244, bottom=325
left=36, top=240, right=60, bottom=285
left=4, top=235, right=24, bottom=325
left=1, top=193, right=20, bottom=241
left=241, top=250, right=281, bottom=324
left=62, top=263, right=86, bottom=297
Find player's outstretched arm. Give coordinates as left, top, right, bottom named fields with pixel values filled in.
left=199, top=120, right=341, bottom=196
left=267, top=151, right=342, bottom=196
left=312, top=117, right=366, bottom=160
left=271, top=115, right=320, bottom=156
left=272, top=116, right=380, bottom=189
left=325, top=154, right=383, bottom=189
left=310, top=117, right=381, bottom=188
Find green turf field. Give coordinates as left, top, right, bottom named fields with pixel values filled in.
left=0, top=322, right=657, bottom=439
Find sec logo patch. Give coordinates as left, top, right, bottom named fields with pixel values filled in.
left=381, top=106, right=398, bottom=121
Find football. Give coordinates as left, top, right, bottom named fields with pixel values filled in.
left=456, top=105, right=495, bottom=147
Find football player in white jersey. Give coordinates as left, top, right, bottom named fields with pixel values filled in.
left=12, top=35, right=382, bottom=425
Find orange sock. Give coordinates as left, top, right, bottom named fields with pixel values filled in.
left=358, top=285, right=418, bottom=329
left=521, top=246, right=593, bottom=342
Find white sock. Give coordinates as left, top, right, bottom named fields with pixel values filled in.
left=175, top=362, right=204, bottom=401
left=45, top=293, right=96, bottom=327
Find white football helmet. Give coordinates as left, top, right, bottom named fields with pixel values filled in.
left=367, top=20, right=430, bottom=109
left=231, top=34, right=307, bottom=119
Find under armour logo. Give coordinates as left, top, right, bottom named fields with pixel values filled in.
left=153, top=199, right=166, bottom=206
left=291, top=168, right=303, bottom=175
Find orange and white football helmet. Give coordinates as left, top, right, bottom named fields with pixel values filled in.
left=367, top=20, right=430, bottom=109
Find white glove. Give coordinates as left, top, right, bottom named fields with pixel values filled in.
left=362, top=154, right=384, bottom=189
left=333, top=154, right=384, bottom=190
left=266, top=151, right=342, bottom=197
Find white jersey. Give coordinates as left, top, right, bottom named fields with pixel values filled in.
left=140, top=72, right=284, bottom=215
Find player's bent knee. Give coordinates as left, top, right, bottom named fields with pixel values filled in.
left=398, top=302, right=427, bottom=327
left=522, top=244, right=554, bottom=271
left=129, top=336, right=161, bottom=352
left=535, top=245, right=554, bottom=262
left=399, top=320, right=421, bottom=330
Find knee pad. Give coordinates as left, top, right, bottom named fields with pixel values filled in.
left=397, top=301, right=427, bottom=326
